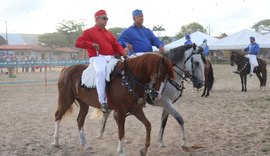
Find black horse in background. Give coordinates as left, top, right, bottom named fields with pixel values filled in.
left=230, top=50, right=267, bottom=92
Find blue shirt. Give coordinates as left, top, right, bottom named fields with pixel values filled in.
left=184, top=39, right=192, bottom=45
left=244, top=42, right=260, bottom=55
left=117, top=24, right=163, bottom=55
left=203, top=45, right=209, bottom=56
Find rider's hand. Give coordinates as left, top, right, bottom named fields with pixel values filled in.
left=126, top=43, right=133, bottom=51
left=91, top=43, right=99, bottom=51
left=159, top=46, right=165, bottom=54
left=122, top=49, right=128, bottom=58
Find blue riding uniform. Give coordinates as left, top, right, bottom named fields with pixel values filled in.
left=243, top=42, right=260, bottom=55
left=117, top=24, right=163, bottom=55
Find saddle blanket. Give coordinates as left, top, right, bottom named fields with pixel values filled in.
left=245, top=54, right=258, bottom=67
left=81, top=58, right=119, bottom=88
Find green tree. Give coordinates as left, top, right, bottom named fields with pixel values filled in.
left=108, top=27, right=125, bottom=39
left=38, top=20, right=86, bottom=48
left=56, top=20, right=86, bottom=47
left=152, top=25, right=165, bottom=37
left=219, top=33, right=228, bottom=39
left=38, top=32, right=67, bottom=47
left=0, top=36, right=7, bottom=45
left=252, top=19, right=270, bottom=33
left=160, top=36, right=172, bottom=45
left=175, top=22, right=206, bottom=39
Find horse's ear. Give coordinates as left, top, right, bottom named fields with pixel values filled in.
left=192, top=43, right=197, bottom=50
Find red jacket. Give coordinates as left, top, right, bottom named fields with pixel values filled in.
left=75, top=25, right=124, bottom=58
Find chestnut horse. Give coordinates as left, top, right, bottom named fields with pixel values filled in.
left=97, top=44, right=206, bottom=150
left=52, top=54, right=174, bottom=156
left=230, top=50, right=267, bottom=91
left=201, top=59, right=214, bottom=97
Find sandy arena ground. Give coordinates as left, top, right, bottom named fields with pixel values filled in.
left=0, top=64, right=270, bottom=156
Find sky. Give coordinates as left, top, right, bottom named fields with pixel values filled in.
left=0, top=0, right=269, bottom=37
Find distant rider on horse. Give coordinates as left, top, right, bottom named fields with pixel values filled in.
left=243, top=36, right=260, bottom=77
left=233, top=36, right=260, bottom=77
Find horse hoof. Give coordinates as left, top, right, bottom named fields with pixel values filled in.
left=159, top=143, right=167, bottom=148
left=84, top=145, right=92, bottom=150
left=182, top=145, right=192, bottom=152
left=140, top=148, right=146, bottom=156
left=97, top=135, right=103, bottom=139
left=52, top=142, right=60, bottom=148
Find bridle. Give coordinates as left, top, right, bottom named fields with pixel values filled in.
left=161, top=46, right=203, bottom=103
left=231, top=53, right=249, bottom=74
left=120, top=57, right=168, bottom=115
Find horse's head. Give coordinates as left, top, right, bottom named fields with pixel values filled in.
left=184, top=44, right=205, bottom=88
left=166, top=44, right=205, bottom=88
left=230, top=50, right=246, bottom=67
left=121, top=54, right=174, bottom=101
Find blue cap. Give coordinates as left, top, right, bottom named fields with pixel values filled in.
left=250, top=36, right=255, bottom=40
left=132, top=9, right=143, bottom=16
left=185, top=34, right=190, bottom=39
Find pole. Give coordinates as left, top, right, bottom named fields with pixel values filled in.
left=5, top=21, right=8, bottom=44
left=208, top=24, right=211, bottom=36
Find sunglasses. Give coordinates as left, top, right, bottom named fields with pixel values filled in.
left=98, top=16, right=109, bottom=21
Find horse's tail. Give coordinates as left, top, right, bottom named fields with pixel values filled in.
left=261, top=59, right=267, bottom=86
left=207, top=61, right=214, bottom=91
left=55, top=66, right=77, bottom=120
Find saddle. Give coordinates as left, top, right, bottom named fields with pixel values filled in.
left=81, top=58, right=119, bottom=89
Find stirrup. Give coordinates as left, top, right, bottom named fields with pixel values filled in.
left=100, top=102, right=109, bottom=113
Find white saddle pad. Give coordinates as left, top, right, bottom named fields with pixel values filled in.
left=81, top=58, right=119, bottom=88
left=245, top=54, right=258, bottom=67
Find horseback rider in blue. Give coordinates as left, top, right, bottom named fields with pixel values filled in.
left=234, top=36, right=260, bottom=77
left=201, top=39, right=209, bottom=57
left=117, top=9, right=164, bottom=57
left=244, top=36, right=260, bottom=77
left=184, top=34, right=193, bottom=45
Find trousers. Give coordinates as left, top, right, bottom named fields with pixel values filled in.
left=249, top=54, right=258, bottom=74
left=89, top=55, right=114, bottom=103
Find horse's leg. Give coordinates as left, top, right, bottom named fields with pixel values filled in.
left=76, top=100, right=91, bottom=149
left=240, top=75, right=245, bottom=92
left=116, top=112, right=126, bottom=156
left=201, top=85, right=206, bottom=97
left=53, top=95, right=75, bottom=147
left=255, top=71, right=263, bottom=90
left=158, top=109, right=170, bottom=147
left=98, top=110, right=112, bottom=138
left=244, top=75, right=247, bottom=92
left=133, top=108, right=151, bottom=156
left=160, top=99, right=188, bottom=148
left=206, top=85, right=210, bottom=97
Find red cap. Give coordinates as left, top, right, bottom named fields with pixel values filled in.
left=94, top=10, right=107, bottom=18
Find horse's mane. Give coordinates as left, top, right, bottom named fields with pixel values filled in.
left=116, top=54, right=174, bottom=82
left=166, top=44, right=193, bottom=62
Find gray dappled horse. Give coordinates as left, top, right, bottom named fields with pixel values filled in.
left=98, top=44, right=205, bottom=151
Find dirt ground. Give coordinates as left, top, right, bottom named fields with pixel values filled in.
left=0, top=64, right=270, bottom=156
